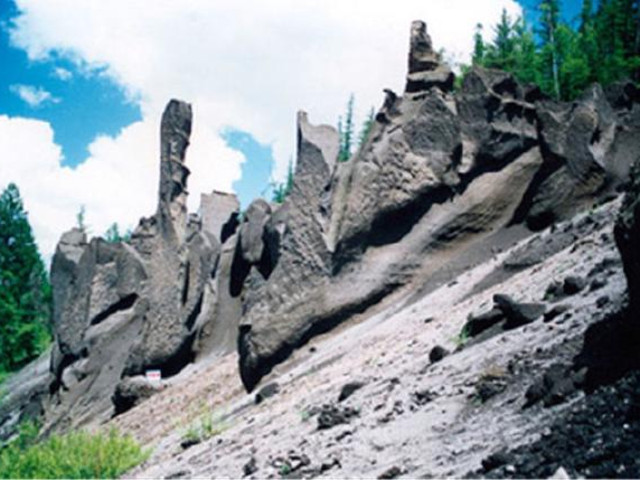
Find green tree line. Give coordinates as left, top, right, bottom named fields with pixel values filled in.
left=472, top=0, right=640, bottom=100
left=0, top=183, right=51, bottom=379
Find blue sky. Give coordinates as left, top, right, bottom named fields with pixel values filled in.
left=224, top=129, right=275, bottom=207
left=0, top=0, right=558, bottom=257
left=0, top=0, right=141, bottom=168
left=0, top=0, right=269, bottom=207
left=518, top=0, right=583, bottom=27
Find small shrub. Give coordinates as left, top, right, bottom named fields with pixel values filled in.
left=181, top=408, right=228, bottom=446
left=453, top=325, right=470, bottom=348
left=299, top=409, right=311, bottom=423
left=0, top=426, right=149, bottom=479
left=279, top=461, right=292, bottom=477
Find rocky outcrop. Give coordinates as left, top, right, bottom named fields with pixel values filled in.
left=235, top=23, right=640, bottom=391
left=200, top=190, right=240, bottom=242
left=238, top=112, right=337, bottom=390
left=42, top=20, right=640, bottom=432
left=405, top=20, right=454, bottom=94
left=45, top=100, right=225, bottom=430
left=615, top=159, right=640, bottom=312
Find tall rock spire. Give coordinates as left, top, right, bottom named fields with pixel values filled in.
left=405, top=20, right=454, bottom=94
left=158, top=99, right=192, bottom=242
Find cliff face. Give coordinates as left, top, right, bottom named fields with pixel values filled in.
left=16, top=20, right=639, bottom=437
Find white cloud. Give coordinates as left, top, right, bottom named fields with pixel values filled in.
left=53, top=67, right=72, bottom=81
left=3, top=0, right=522, bottom=258
left=0, top=114, right=243, bottom=260
left=9, top=83, right=60, bottom=107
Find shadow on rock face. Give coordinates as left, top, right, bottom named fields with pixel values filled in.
left=574, top=306, right=640, bottom=393
left=474, top=307, right=640, bottom=479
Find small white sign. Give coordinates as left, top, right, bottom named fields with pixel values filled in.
left=145, top=369, right=162, bottom=384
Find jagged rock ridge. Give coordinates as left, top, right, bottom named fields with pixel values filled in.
left=10, top=20, right=638, bottom=438
left=235, top=22, right=640, bottom=391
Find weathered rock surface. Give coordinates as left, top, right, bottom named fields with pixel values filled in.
left=30, top=20, right=640, bottom=448
left=405, top=21, right=454, bottom=94
left=235, top=22, right=640, bottom=392
left=44, top=100, right=225, bottom=431
left=238, top=111, right=336, bottom=390
left=126, top=195, right=633, bottom=480
left=200, top=190, right=240, bottom=242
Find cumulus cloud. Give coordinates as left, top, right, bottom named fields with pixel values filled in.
left=9, top=83, right=60, bottom=107
left=2, top=0, right=522, bottom=258
left=0, top=114, right=243, bottom=260
left=53, top=66, right=72, bottom=81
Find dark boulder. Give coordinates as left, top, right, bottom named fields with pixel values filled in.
left=254, top=382, right=280, bottom=405
left=338, top=381, right=366, bottom=402
left=563, top=276, right=586, bottom=295
left=615, top=159, right=640, bottom=313
left=464, top=308, right=505, bottom=337
left=429, top=345, right=450, bottom=363
left=112, top=376, right=163, bottom=415
left=494, top=294, right=546, bottom=329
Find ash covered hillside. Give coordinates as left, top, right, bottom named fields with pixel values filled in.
left=2, top=20, right=640, bottom=479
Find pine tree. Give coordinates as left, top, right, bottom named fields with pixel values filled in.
left=76, top=205, right=86, bottom=232
left=358, top=107, right=375, bottom=150
left=557, top=24, right=591, bottom=99
left=271, top=159, right=295, bottom=204
left=472, top=23, right=486, bottom=65
left=495, top=9, right=516, bottom=69
left=512, top=17, right=539, bottom=85
left=538, top=0, right=562, bottom=99
left=338, top=94, right=355, bottom=162
left=104, top=223, right=132, bottom=243
left=579, top=0, right=599, bottom=84
left=0, top=183, right=51, bottom=375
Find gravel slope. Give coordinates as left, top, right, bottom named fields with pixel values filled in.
left=118, top=199, right=632, bottom=479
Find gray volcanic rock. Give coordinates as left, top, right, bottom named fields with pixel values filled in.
left=238, top=198, right=272, bottom=266
left=49, top=228, right=87, bottom=374
left=238, top=112, right=337, bottom=391
left=46, top=99, right=225, bottom=431
left=405, top=20, right=454, bottom=94
left=193, top=232, right=243, bottom=359
left=158, top=99, right=192, bottom=242
left=112, top=376, right=163, bottom=415
left=51, top=237, right=146, bottom=365
left=519, top=85, right=619, bottom=229
left=615, top=159, right=640, bottom=312
left=237, top=23, right=558, bottom=391
left=124, top=100, right=217, bottom=375
left=41, top=21, right=640, bottom=438
left=200, top=190, right=240, bottom=242
left=331, top=89, right=462, bottom=259
left=456, top=67, right=537, bottom=170
left=493, top=294, right=546, bottom=329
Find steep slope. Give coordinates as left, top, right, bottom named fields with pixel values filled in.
left=125, top=197, right=637, bottom=478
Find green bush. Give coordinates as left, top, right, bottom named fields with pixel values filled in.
left=0, top=426, right=149, bottom=479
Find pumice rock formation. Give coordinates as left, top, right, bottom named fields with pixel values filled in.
left=405, top=20, right=454, bottom=94
left=43, top=100, right=226, bottom=431
left=235, top=22, right=640, bottom=391
left=5, top=20, right=637, bottom=445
